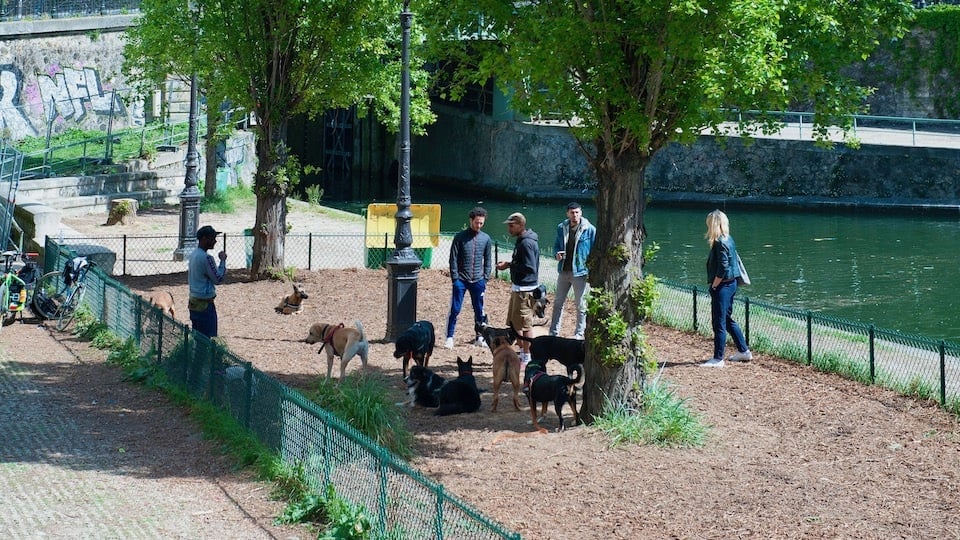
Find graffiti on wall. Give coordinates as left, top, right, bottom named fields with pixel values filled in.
left=0, top=64, right=129, bottom=139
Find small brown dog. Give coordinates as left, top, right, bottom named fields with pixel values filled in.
left=276, top=282, right=309, bottom=314
left=490, top=335, right=521, bottom=412
left=304, top=320, right=369, bottom=379
left=146, top=290, right=176, bottom=318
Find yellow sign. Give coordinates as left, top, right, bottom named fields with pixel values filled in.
left=365, top=204, right=441, bottom=248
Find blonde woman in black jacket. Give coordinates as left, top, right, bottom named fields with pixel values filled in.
left=703, top=210, right=752, bottom=367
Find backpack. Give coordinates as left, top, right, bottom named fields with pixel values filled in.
left=62, top=257, right=89, bottom=286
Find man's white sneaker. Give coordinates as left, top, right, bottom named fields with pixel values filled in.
left=444, top=337, right=454, bottom=349
left=728, top=350, right=753, bottom=362
left=700, top=358, right=725, bottom=367
left=573, top=333, right=584, bottom=340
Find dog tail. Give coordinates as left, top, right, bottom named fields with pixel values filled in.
left=568, top=363, right=583, bottom=385
left=355, top=320, right=365, bottom=342
left=507, top=321, right=533, bottom=343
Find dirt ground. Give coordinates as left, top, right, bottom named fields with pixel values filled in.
left=62, top=206, right=960, bottom=539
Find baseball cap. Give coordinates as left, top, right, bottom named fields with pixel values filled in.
left=195, top=225, right=221, bottom=239
left=503, top=212, right=526, bottom=226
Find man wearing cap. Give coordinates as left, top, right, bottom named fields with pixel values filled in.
left=550, top=202, right=596, bottom=340
left=495, top=212, right=540, bottom=366
left=188, top=225, right=227, bottom=337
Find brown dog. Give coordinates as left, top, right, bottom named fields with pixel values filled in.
left=276, top=282, right=309, bottom=314
left=146, top=290, right=176, bottom=318
left=490, top=336, right=521, bottom=412
left=304, top=320, right=369, bottom=379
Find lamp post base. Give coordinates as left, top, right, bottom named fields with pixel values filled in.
left=173, top=186, right=202, bottom=261
left=385, top=248, right=421, bottom=341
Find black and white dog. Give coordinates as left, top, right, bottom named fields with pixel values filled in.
left=397, top=365, right=445, bottom=408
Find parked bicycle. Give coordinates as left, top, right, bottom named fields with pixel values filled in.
left=33, top=256, right=95, bottom=331
left=0, top=250, right=41, bottom=333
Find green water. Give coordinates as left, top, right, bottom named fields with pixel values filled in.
left=334, top=192, right=960, bottom=342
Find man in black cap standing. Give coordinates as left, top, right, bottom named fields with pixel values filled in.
left=188, top=225, right=227, bottom=337
left=495, top=212, right=539, bottom=367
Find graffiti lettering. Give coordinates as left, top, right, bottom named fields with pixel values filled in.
left=0, top=65, right=37, bottom=137
left=36, top=67, right=125, bottom=121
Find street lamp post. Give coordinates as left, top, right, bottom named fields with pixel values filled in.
left=173, top=71, right=201, bottom=261
left=385, top=0, right=421, bottom=341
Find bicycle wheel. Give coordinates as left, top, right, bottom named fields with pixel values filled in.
left=32, top=271, right=69, bottom=321
left=56, top=284, right=83, bottom=331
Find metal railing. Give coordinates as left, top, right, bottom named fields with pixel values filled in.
left=0, top=0, right=139, bottom=21
left=44, top=234, right=521, bottom=540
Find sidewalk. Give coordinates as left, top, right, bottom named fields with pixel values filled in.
left=0, top=320, right=307, bottom=539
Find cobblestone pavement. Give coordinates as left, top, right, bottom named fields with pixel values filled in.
left=0, top=321, right=306, bottom=539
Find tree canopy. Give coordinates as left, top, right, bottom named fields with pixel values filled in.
left=125, top=0, right=435, bottom=276
left=420, top=0, right=914, bottom=418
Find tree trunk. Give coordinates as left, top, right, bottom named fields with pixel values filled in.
left=204, top=105, right=218, bottom=199
left=580, top=145, right=650, bottom=422
left=249, top=118, right=288, bottom=278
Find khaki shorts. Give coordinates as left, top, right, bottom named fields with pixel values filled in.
left=506, top=290, right=537, bottom=331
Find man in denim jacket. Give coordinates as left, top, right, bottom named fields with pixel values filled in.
left=549, top=202, right=596, bottom=340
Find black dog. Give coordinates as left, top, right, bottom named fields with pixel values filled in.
left=475, top=321, right=517, bottom=355
left=393, top=320, right=435, bottom=378
left=531, top=283, right=550, bottom=319
left=511, top=326, right=586, bottom=377
left=524, top=361, right=582, bottom=432
left=435, top=356, right=482, bottom=416
left=398, top=365, right=445, bottom=408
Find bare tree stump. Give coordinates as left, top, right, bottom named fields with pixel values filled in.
left=105, top=198, right=138, bottom=226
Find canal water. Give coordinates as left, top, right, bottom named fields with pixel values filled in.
left=334, top=191, right=960, bottom=342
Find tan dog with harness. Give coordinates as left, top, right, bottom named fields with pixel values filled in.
left=276, top=282, right=309, bottom=314
left=304, top=320, right=369, bottom=379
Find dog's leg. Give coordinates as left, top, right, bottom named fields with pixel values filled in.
left=491, top=371, right=502, bottom=412
left=340, top=357, right=349, bottom=380
left=402, top=355, right=410, bottom=379
left=528, top=395, right=547, bottom=433
left=569, top=386, right=580, bottom=426
left=555, top=391, right=568, bottom=431
left=325, top=350, right=336, bottom=379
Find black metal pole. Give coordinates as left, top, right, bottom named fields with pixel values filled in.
left=385, top=0, right=421, bottom=341
left=173, top=71, right=202, bottom=261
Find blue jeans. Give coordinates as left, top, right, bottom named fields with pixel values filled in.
left=446, top=279, right=486, bottom=338
left=710, top=280, right=747, bottom=360
left=550, top=271, right=589, bottom=337
left=189, top=301, right=218, bottom=338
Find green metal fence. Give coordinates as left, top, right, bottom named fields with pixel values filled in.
left=654, top=278, right=960, bottom=410
left=44, top=237, right=520, bottom=540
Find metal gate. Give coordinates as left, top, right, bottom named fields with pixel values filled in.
left=320, top=107, right=355, bottom=201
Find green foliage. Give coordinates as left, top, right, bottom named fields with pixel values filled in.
left=630, top=274, right=659, bottom=323
left=896, top=6, right=960, bottom=118
left=593, top=376, right=707, bottom=448
left=308, top=374, right=414, bottom=459
left=276, top=484, right=373, bottom=540
left=304, top=184, right=324, bottom=206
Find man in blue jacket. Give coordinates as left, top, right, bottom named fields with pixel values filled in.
left=445, top=207, right=493, bottom=348
left=550, top=202, right=595, bottom=340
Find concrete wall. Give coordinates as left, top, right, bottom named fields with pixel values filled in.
left=413, top=107, right=960, bottom=206
left=0, top=16, right=142, bottom=140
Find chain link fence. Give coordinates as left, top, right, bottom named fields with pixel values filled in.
left=0, top=0, right=139, bottom=21
left=44, top=236, right=521, bottom=539
left=654, top=278, right=960, bottom=411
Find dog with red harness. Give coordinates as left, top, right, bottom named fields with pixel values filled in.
left=523, top=360, right=582, bottom=432
left=304, top=320, right=369, bottom=379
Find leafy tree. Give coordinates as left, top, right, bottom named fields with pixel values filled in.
left=421, top=0, right=913, bottom=419
left=125, top=0, right=435, bottom=277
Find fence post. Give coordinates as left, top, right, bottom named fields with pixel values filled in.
left=122, top=234, right=127, bottom=276
left=377, top=449, right=389, bottom=536
left=939, top=340, right=946, bottom=406
left=806, top=311, right=812, bottom=365
left=307, top=232, right=313, bottom=271
left=692, top=286, right=698, bottom=333
left=435, top=485, right=446, bottom=540
left=241, top=363, right=253, bottom=430
left=869, top=325, right=876, bottom=383
left=744, top=296, right=750, bottom=346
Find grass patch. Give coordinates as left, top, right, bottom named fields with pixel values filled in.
left=307, top=373, right=415, bottom=459
left=200, top=182, right=256, bottom=213
left=593, top=375, right=707, bottom=448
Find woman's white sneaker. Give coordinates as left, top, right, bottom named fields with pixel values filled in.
left=700, top=358, right=725, bottom=367
left=728, top=350, right=753, bottom=362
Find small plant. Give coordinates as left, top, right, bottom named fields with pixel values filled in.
left=593, top=375, right=707, bottom=448
left=276, top=484, right=372, bottom=539
left=305, top=184, right=324, bottom=206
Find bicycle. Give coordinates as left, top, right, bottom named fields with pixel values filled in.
left=0, top=250, right=41, bottom=333
left=32, top=256, right=95, bottom=331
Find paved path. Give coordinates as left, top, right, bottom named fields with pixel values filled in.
left=0, top=321, right=305, bottom=539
